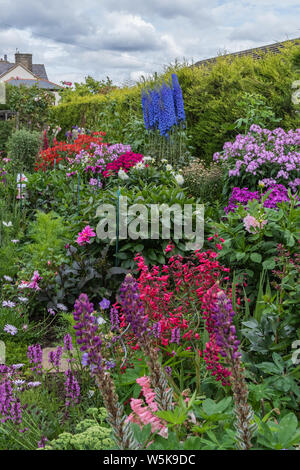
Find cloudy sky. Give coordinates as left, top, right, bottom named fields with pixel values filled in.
left=0, top=0, right=299, bottom=86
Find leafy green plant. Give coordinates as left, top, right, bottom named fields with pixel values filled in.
left=233, top=92, right=282, bottom=134
left=6, top=129, right=42, bottom=171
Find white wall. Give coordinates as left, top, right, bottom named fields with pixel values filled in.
left=0, top=65, right=36, bottom=82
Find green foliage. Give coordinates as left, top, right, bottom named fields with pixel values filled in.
left=94, top=183, right=199, bottom=269
left=21, top=210, right=67, bottom=269
left=6, top=84, right=55, bottom=130
left=210, top=196, right=300, bottom=297
left=59, top=76, right=116, bottom=102
left=0, top=120, right=14, bottom=154
left=233, top=92, right=282, bottom=134
left=6, top=129, right=42, bottom=171
left=43, top=408, right=114, bottom=450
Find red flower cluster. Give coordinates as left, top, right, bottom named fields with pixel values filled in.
left=117, top=245, right=230, bottom=352
left=35, top=132, right=106, bottom=171
left=102, top=152, right=144, bottom=178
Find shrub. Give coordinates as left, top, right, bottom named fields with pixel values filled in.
left=0, top=120, right=15, bottom=155
left=6, top=129, right=42, bottom=171
left=182, top=160, right=223, bottom=202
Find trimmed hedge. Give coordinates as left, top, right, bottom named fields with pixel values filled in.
left=51, top=42, right=300, bottom=162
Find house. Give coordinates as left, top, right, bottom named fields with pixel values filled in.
left=193, top=37, right=300, bottom=68
left=0, top=52, right=63, bottom=117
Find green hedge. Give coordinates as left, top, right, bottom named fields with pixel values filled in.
left=51, top=42, right=300, bottom=162
left=0, top=120, right=15, bottom=154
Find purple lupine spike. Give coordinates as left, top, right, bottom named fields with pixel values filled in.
left=73, top=293, right=103, bottom=373
left=64, top=334, right=73, bottom=352
left=64, top=369, right=80, bottom=407
left=118, top=274, right=148, bottom=337
left=48, top=346, right=63, bottom=371
left=110, top=306, right=120, bottom=332
left=210, top=290, right=241, bottom=361
left=170, top=327, right=180, bottom=344
left=27, top=344, right=43, bottom=374
left=152, top=321, right=162, bottom=338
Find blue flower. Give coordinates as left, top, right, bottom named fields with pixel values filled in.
left=171, top=74, right=185, bottom=124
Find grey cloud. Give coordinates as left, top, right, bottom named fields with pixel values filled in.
left=0, top=0, right=298, bottom=86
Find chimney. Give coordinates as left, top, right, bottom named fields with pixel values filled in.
left=4, top=54, right=7, bottom=61
left=15, top=52, right=32, bottom=71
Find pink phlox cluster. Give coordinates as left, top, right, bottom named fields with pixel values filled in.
left=243, top=214, right=267, bottom=233
left=126, top=376, right=168, bottom=438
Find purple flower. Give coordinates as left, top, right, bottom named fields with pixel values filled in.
left=64, top=369, right=80, bottom=407
left=118, top=274, right=148, bottom=337
left=2, top=300, right=16, bottom=308
left=64, top=334, right=73, bottom=352
left=170, top=327, right=180, bottom=344
left=4, top=324, right=18, bottom=335
left=27, top=344, right=43, bottom=374
left=110, top=306, right=120, bottom=332
left=48, top=346, right=63, bottom=371
left=73, top=294, right=103, bottom=373
left=99, top=298, right=110, bottom=310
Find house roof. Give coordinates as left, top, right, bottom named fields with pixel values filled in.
left=0, top=60, right=48, bottom=80
left=5, top=78, right=63, bottom=90
left=194, top=37, right=300, bottom=68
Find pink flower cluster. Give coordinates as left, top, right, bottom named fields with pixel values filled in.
left=18, top=271, right=42, bottom=291
left=126, top=376, right=168, bottom=438
left=214, top=125, right=300, bottom=191
left=76, top=225, right=96, bottom=246
left=102, top=151, right=144, bottom=178
left=243, top=215, right=267, bottom=233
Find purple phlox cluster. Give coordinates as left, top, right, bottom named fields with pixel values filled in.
left=89, top=177, right=102, bottom=188
left=118, top=274, right=148, bottom=337
left=64, top=334, right=73, bottom=352
left=64, top=369, right=80, bottom=407
left=210, top=290, right=241, bottom=361
left=170, top=327, right=181, bottom=344
left=27, top=344, right=43, bottom=374
left=48, top=346, right=63, bottom=371
left=214, top=125, right=300, bottom=190
left=67, top=142, right=132, bottom=176
left=225, top=184, right=295, bottom=214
